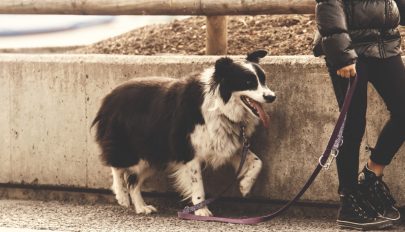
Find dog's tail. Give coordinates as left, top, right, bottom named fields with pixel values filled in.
left=91, top=113, right=101, bottom=129
left=90, top=94, right=110, bottom=131
left=90, top=104, right=109, bottom=144
left=90, top=96, right=109, bottom=143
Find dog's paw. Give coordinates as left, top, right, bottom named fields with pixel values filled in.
left=239, top=177, right=256, bottom=197
left=135, top=205, right=157, bottom=214
left=194, top=207, right=213, bottom=217
left=116, top=193, right=131, bottom=207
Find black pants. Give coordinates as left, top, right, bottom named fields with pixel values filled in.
left=326, top=55, right=405, bottom=192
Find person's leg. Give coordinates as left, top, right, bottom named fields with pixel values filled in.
left=367, top=159, right=385, bottom=176
left=326, top=58, right=369, bottom=193
left=327, top=58, right=393, bottom=230
left=358, top=55, right=405, bottom=222
left=368, top=55, right=405, bottom=168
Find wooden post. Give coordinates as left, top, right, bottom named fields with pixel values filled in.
left=206, top=16, right=227, bottom=55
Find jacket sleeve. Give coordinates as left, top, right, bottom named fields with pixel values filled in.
left=395, top=0, right=405, bottom=25
left=315, top=0, right=357, bottom=69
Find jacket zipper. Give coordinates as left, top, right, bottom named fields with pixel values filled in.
left=343, top=0, right=353, bottom=28
left=380, top=0, right=390, bottom=58
left=386, top=0, right=393, bottom=26
left=379, top=30, right=386, bottom=58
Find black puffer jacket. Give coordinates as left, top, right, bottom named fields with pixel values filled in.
left=314, top=0, right=405, bottom=69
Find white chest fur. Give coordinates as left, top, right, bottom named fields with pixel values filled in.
left=191, top=69, right=259, bottom=169
left=190, top=121, right=241, bottom=169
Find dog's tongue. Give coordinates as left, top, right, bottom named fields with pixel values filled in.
left=250, top=100, right=270, bottom=128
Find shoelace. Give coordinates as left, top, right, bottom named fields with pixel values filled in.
left=349, top=193, right=378, bottom=219
left=374, top=177, right=396, bottom=206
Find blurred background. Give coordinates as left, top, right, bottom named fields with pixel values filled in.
left=0, top=15, right=186, bottom=49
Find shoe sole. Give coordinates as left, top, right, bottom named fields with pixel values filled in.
left=380, top=207, right=401, bottom=223
left=381, top=215, right=401, bottom=223
left=337, top=219, right=393, bottom=231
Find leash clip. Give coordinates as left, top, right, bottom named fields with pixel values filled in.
left=319, top=135, right=344, bottom=170
left=319, top=148, right=339, bottom=170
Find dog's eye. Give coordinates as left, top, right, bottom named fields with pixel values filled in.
left=246, top=80, right=252, bottom=85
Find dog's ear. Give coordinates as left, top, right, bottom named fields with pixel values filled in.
left=219, top=86, right=232, bottom=104
left=215, top=57, right=234, bottom=75
left=213, top=57, right=233, bottom=83
left=213, top=57, right=233, bottom=104
left=246, top=50, right=268, bottom=63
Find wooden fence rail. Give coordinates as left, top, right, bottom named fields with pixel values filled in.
left=0, top=0, right=315, bottom=15
left=0, top=0, right=316, bottom=55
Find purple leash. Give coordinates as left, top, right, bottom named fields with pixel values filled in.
left=178, top=76, right=359, bottom=224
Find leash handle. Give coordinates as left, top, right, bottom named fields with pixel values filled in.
left=179, top=76, right=359, bottom=224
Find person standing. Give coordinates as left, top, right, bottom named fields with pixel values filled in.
left=314, top=0, right=405, bottom=230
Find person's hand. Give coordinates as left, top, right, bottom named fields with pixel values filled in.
left=337, top=64, right=356, bottom=78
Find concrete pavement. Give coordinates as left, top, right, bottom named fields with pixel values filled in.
left=0, top=187, right=404, bottom=232
left=0, top=229, right=63, bottom=232
left=1, top=184, right=405, bottom=231
left=2, top=196, right=405, bottom=232
left=2, top=197, right=404, bottom=232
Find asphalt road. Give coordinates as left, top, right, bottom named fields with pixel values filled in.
left=1, top=198, right=405, bottom=232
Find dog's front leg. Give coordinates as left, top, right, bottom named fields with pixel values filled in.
left=172, top=158, right=213, bottom=216
left=231, top=150, right=263, bottom=197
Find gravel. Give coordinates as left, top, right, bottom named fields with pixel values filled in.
left=73, top=15, right=405, bottom=56
left=73, top=15, right=316, bottom=56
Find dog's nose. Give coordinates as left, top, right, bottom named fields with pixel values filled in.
left=263, top=94, right=276, bottom=103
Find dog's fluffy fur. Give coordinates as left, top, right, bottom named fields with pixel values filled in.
left=92, top=50, right=276, bottom=216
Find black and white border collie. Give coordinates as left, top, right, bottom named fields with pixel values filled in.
left=92, top=50, right=276, bottom=216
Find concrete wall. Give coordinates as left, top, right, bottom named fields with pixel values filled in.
left=0, top=54, right=403, bottom=204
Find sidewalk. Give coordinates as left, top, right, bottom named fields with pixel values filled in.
left=1, top=197, right=404, bottom=232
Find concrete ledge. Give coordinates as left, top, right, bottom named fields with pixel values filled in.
left=0, top=54, right=403, bottom=204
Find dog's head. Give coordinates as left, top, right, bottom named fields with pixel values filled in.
left=210, top=50, right=276, bottom=127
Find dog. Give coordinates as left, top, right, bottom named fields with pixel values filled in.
left=91, top=50, right=276, bottom=216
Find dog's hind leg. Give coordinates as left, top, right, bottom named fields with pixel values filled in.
left=111, top=167, right=131, bottom=207
left=170, top=158, right=213, bottom=217
left=231, top=150, right=263, bottom=197
left=126, top=160, right=157, bottom=214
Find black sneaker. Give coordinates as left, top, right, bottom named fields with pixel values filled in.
left=358, top=165, right=401, bottom=222
left=337, top=189, right=393, bottom=230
